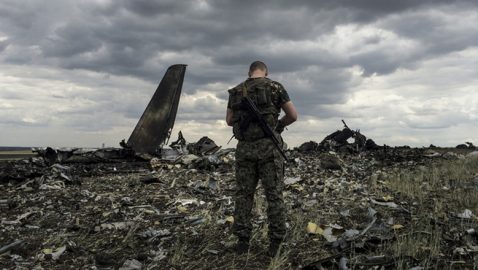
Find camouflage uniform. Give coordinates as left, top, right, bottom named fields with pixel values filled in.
left=227, top=77, right=290, bottom=245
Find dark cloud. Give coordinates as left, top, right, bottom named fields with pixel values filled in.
left=0, top=39, right=8, bottom=52
left=1, top=0, right=475, bottom=86
left=41, top=24, right=103, bottom=58
left=0, top=0, right=477, bottom=147
left=121, top=0, right=194, bottom=17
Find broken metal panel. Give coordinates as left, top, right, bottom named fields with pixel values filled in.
left=127, top=64, right=187, bottom=154
left=187, top=136, right=221, bottom=156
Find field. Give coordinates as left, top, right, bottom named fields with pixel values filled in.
left=0, top=149, right=35, bottom=160
left=0, top=147, right=477, bottom=269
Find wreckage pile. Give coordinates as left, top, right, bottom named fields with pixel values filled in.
left=1, top=129, right=478, bottom=269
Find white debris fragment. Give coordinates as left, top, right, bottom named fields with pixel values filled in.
left=119, top=259, right=142, bottom=270
left=139, top=228, right=171, bottom=239
left=453, top=247, right=467, bottom=255
left=96, top=221, right=136, bottom=231
left=284, top=177, right=301, bottom=185
left=151, top=248, right=167, bottom=262
left=304, top=199, right=318, bottom=207
left=51, top=246, right=66, bottom=260
left=175, top=198, right=200, bottom=206
left=343, top=229, right=360, bottom=240
left=176, top=154, right=199, bottom=165
left=423, top=150, right=440, bottom=157
left=322, top=227, right=337, bottom=242
left=339, top=209, right=350, bottom=217
left=370, top=198, right=399, bottom=209
left=339, top=257, right=349, bottom=270
left=457, top=209, right=474, bottom=219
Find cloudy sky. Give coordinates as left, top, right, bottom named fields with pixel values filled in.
left=0, top=0, right=477, bottom=148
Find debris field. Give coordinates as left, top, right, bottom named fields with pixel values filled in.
left=1, top=133, right=478, bottom=269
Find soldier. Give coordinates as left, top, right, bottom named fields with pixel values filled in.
left=226, top=61, right=298, bottom=256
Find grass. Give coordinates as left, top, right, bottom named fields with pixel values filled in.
left=0, top=149, right=35, bottom=160
left=379, top=156, right=478, bottom=269
left=387, top=156, right=478, bottom=214
left=279, top=156, right=476, bottom=269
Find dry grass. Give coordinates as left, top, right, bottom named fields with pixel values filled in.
left=0, top=150, right=34, bottom=160
left=381, top=156, right=478, bottom=269
left=163, top=156, right=478, bottom=269
left=387, top=156, right=478, bottom=213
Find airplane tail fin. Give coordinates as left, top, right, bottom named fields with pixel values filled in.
left=126, top=64, right=187, bottom=154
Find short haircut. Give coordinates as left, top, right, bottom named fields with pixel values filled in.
left=249, top=61, right=268, bottom=73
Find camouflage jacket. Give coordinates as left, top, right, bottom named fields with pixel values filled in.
left=227, top=77, right=290, bottom=141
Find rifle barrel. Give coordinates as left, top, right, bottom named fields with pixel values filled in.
left=243, top=97, right=289, bottom=162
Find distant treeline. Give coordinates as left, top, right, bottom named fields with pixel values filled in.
left=0, top=146, right=32, bottom=151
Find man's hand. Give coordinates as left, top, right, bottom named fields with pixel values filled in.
left=275, top=119, right=286, bottom=134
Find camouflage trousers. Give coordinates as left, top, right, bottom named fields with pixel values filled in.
left=233, top=138, right=286, bottom=243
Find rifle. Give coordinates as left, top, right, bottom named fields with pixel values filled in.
left=241, top=96, right=289, bottom=162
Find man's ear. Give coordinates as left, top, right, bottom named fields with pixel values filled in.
left=265, top=71, right=268, bottom=76
left=248, top=71, right=251, bottom=77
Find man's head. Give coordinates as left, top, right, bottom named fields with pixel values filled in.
left=248, top=61, right=268, bottom=77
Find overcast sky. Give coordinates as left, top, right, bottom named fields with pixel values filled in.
left=0, top=0, right=477, bottom=148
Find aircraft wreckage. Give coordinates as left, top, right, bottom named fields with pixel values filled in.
left=1, top=65, right=478, bottom=269
left=125, top=64, right=187, bottom=154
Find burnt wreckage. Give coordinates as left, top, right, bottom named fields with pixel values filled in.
left=298, top=120, right=379, bottom=154
left=125, top=64, right=187, bottom=154
left=29, top=64, right=188, bottom=164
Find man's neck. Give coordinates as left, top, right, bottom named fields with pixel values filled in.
left=249, top=69, right=267, bottom=78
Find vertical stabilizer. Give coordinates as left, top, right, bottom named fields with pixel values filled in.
left=127, top=64, right=187, bottom=153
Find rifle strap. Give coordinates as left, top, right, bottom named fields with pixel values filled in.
left=242, top=82, right=248, bottom=97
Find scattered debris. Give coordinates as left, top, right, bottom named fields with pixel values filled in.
left=33, top=147, right=135, bottom=164
left=1, top=129, right=477, bottom=269
left=317, top=120, right=380, bottom=153
left=456, top=142, right=476, bottom=150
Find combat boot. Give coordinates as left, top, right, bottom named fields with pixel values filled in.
left=235, top=238, right=250, bottom=255
left=267, top=240, right=282, bottom=257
